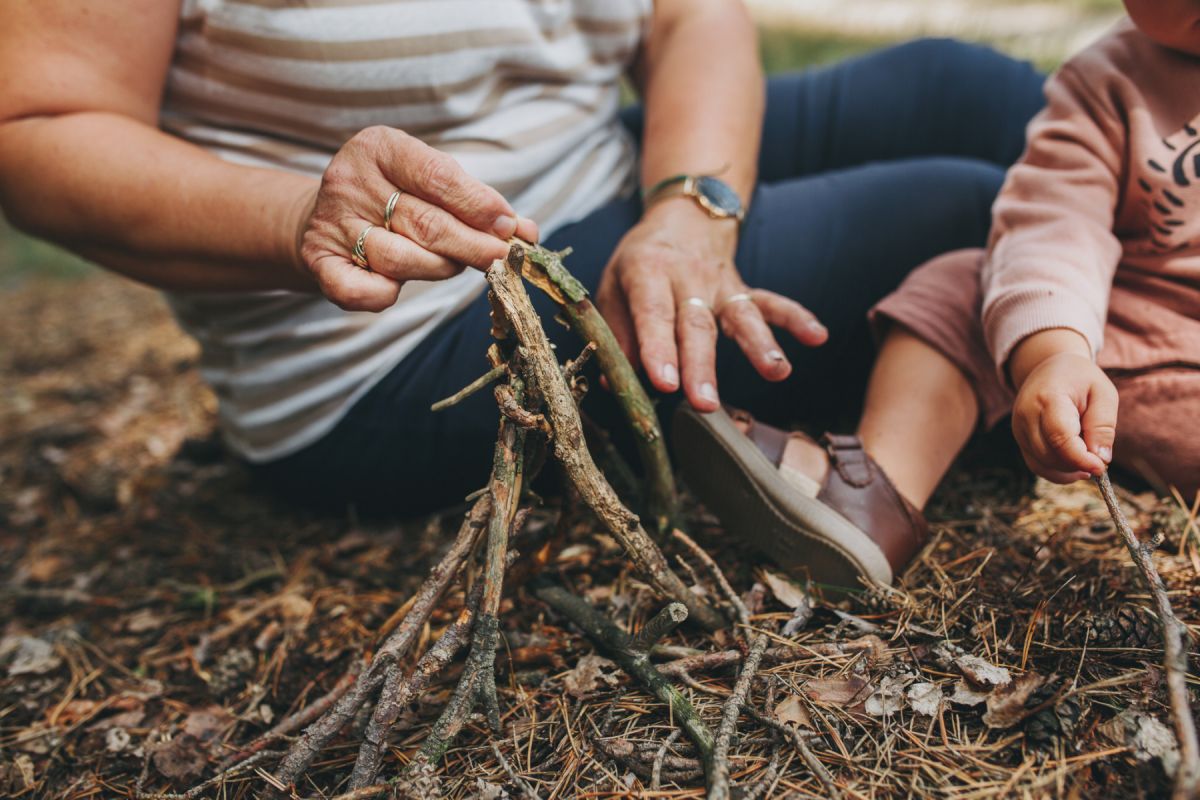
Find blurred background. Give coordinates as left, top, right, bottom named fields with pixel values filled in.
left=0, top=0, right=1124, bottom=289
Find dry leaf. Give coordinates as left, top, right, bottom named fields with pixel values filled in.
left=563, top=654, right=619, bottom=699
left=760, top=570, right=810, bottom=610
left=907, top=682, right=943, bottom=716
left=949, top=680, right=991, bottom=707
left=804, top=675, right=871, bottom=706
left=865, top=674, right=914, bottom=717
left=772, top=693, right=814, bottom=729
left=182, top=705, right=234, bottom=744
left=2, top=635, right=62, bottom=677
left=152, top=733, right=208, bottom=780
left=955, top=654, right=1012, bottom=689
left=1130, top=712, right=1180, bottom=776
left=982, top=672, right=1045, bottom=729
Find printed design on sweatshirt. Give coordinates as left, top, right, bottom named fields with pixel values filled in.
left=1140, top=117, right=1199, bottom=253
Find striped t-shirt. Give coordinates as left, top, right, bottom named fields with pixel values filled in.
left=161, top=0, right=649, bottom=461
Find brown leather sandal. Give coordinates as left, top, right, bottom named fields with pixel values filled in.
left=672, top=405, right=928, bottom=590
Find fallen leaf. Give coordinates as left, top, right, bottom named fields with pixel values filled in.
left=955, top=654, right=1012, bottom=689
left=125, top=609, right=166, bottom=633
left=982, top=672, right=1046, bottom=729
left=760, top=570, right=810, bottom=611
left=152, top=733, right=208, bottom=780
left=865, top=674, right=914, bottom=717
left=1, top=635, right=62, bottom=677
left=563, top=654, right=619, bottom=699
left=907, top=682, right=943, bottom=716
left=1131, top=712, right=1180, bottom=777
left=772, top=693, right=813, bottom=729
left=949, top=680, right=991, bottom=707
left=804, top=675, right=871, bottom=707
left=182, top=705, right=234, bottom=744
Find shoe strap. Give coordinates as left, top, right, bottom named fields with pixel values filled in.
left=737, top=412, right=790, bottom=468
left=822, top=433, right=875, bottom=488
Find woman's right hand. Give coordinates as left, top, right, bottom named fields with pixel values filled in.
left=295, top=126, right=538, bottom=311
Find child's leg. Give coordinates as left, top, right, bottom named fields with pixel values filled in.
left=857, top=328, right=979, bottom=509
left=1109, top=369, right=1200, bottom=501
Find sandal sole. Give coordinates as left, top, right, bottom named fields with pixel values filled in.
left=672, top=406, right=893, bottom=591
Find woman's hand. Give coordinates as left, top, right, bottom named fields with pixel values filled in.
left=295, top=126, right=538, bottom=312
left=595, top=199, right=828, bottom=411
left=1010, top=330, right=1118, bottom=483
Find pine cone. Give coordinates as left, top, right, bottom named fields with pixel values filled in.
left=1025, top=695, right=1083, bottom=749
left=1087, top=606, right=1162, bottom=650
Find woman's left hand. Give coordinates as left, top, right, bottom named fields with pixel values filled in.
left=595, top=199, right=828, bottom=412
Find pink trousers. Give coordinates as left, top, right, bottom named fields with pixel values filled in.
left=872, top=249, right=1200, bottom=499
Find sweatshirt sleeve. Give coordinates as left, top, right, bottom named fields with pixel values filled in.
left=982, top=61, right=1125, bottom=377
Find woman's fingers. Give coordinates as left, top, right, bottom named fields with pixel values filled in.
left=716, top=290, right=790, bottom=382
left=373, top=127, right=520, bottom=238
left=387, top=191, right=512, bottom=269
left=308, top=251, right=403, bottom=312
left=359, top=224, right=464, bottom=282
left=677, top=297, right=720, bottom=411
left=623, top=271, right=681, bottom=392
left=752, top=289, right=829, bottom=346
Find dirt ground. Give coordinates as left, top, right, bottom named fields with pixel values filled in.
left=2, top=267, right=1199, bottom=799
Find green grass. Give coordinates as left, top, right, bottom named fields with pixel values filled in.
left=759, top=28, right=896, bottom=74
left=0, top=215, right=95, bottom=288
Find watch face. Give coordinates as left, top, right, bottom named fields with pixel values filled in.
left=695, top=176, right=743, bottom=216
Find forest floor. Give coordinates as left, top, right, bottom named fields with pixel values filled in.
left=5, top=3, right=1196, bottom=799
left=2, top=265, right=1199, bottom=800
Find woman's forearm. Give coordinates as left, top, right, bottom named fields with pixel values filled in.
left=639, top=0, right=764, bottom=203
left=0, top=111, right=318, bottom=292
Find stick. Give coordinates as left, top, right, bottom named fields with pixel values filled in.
left=515, top=240, right=679, bottom=531
left=651, top=729, right=682, bottom=791
left=707, top=629, right=769, bottom=800
left=431, top=364, right=508, bottom=411
left=532, top=581, right=716, bottom=781
left=745, top=705, right=841, bottom=799
left=1095, top=472, right=1200, bottom=799
left=272, top=496, right=492, bottom=789
left=216, top=664, right=360, bottom=771
left=488, top=249, right=722, bottom=631
left=349, top=582, right=483, bottom=788
left=491, top=740, right=543, bottom=800
left=672, top=529, right=749, bottom=624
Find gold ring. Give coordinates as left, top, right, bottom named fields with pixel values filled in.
left=682, top=296, right=711, bottom=312
left=716, top=292, right=753, bottom=314
left=384, top=190, right=402, bottom=232
left=352, top=224, right=375, bottom=269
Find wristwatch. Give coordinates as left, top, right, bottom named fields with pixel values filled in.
left=641, top=174, right=745, bottom=224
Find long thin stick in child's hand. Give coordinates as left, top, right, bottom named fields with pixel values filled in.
left=1094, top=472, right=1200, bottom=799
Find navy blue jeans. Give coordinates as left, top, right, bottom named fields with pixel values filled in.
left=258, top=39, right=1045, bottom=515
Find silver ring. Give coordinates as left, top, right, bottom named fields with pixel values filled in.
left=682, top=296, right=711, bottom=312
left=716, top=292, right=753, bottom=314
left=352, top=224, right=375, bottom=269
left=384, top=190, right=402, bottom=232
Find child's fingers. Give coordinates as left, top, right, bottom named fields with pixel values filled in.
left=1081, top=379, right=1119, bottom=467
left=1038, top=393, right=1105, bottom=474
left=1021, top=450, right=1092, bottom=484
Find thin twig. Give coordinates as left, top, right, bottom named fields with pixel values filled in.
left=745, top=705, right=842, bottom=799
left=651, top=729, right=682, bottom=791
left=673, top=529, right=748, bottom=624
left=431, top=364, right=507, bottom=411
left=491, top=740, right=543, bottom=800
left=1095, top=472, right=1200, bottom=799
left=707, top=628, right=770, bottom=800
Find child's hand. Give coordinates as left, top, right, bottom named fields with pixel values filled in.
left=1012, top=350, right=1118, bottom=483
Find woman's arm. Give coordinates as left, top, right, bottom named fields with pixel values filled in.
left=595, top=0, right=825, bottom=411
left=0, top=0, right=533, bottom=308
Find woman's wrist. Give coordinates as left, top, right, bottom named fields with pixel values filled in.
left=1008, top=328, right=1094, bottom=389
left=640, top=194, right=739, bottom=257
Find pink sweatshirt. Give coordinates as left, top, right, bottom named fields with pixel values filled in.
left=982, top=19, right=1200, bottom=378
